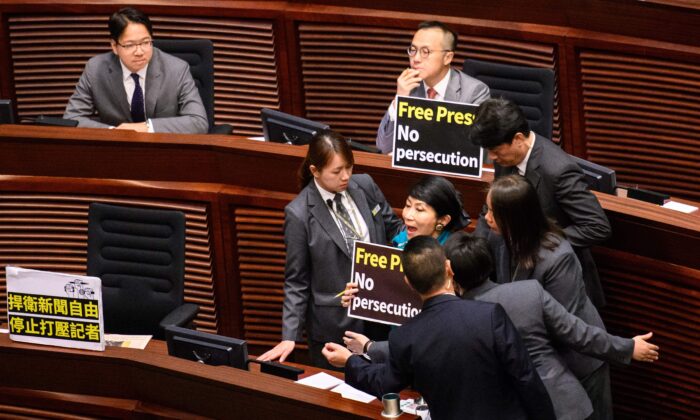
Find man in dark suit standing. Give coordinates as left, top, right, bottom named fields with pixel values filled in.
left=323, top=236, right=555, bottom=420
left=63, top=7, right=208, bottom=134
left=471, top=98, right=611, bottom=309
left=375, top=21, right=490, bottom=153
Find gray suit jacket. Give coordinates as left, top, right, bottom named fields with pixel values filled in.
left=486, top=234, right=608, bottom=381
left=375, top=68, right=490, bottom=153
left=465, top=280, right=633, bottom=420
left=64, top=48, right=208, bottom=134
left=476, top=134, right=611, bottom=307
left=282, top=174, right=402, bottom=344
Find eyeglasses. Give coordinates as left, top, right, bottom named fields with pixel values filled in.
left=407, top=45, right=452, bottom=58
left=117, top=39, right=153, bottom=52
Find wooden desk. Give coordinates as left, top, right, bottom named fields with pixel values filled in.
left=0, top=333, right=413, bottom=419
left=0, top=125, right=697, bottom=418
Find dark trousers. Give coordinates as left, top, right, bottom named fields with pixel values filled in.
left=583, top=363, right=613, bottom=420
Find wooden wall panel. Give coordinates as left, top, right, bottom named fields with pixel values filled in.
left=596, top=248, right=700, bottom=419
left=0, top=193, right=219, bottom=334
left=298, top=23, right=560, bottom=145
left=7, top=14, right=280, bottom=137
left=234, top=206, right=288, bottom=347
left=580, top=50, right=700, bottom=201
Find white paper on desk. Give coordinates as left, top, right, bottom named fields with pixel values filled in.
left=662, top=200, right=698, bottom=213
left=0, top=328, right=8, bottom=334
left=331, top=382, right=376, bottom=403
left=295, top=372, right=344, bottom=390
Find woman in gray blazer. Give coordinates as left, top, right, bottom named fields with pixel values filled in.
left=484, top=174, right=614, bottom=420
left=446, top=232, right=659, bottom=420
left=258, top=130, right=402, bottom=368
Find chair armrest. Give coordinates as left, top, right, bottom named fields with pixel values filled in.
left=209, top=124, right=234, bottom=135
left=159, top=303, right=199, bottom=331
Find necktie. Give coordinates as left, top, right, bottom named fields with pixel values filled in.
left=332, top=193, right=359, bottom=253
left=130, top=73, right=146, bottom=123
left=427, top=87, right=437, bottom=99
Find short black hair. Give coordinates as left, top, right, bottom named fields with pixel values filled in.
left=408, top=175, right=470, bottom=232
left=402, top=236, right=446, bottom=295
left=417, top=21, right=458, bottom=51
left=469, top=97, right=530, bottom=149
left=444, top=232, right=493, bottom=293
left=109, top=7, right=153, bottom=42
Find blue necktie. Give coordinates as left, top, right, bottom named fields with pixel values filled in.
left=130, top=73, right=145, bottom=123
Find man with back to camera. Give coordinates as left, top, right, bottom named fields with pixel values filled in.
left=322, top=236, right=556, bottom=420
left=63, top=7, right=208, bottom=134
left=470, top=97, right=611, bottom=310
left=444, top=231, right=659, bottom=420
left=375, top=21, right=490, bottom=154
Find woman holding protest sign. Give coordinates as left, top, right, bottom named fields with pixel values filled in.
left=257, top=129, right=402, bottom=369
left=339, top=174, right=470, bottom=360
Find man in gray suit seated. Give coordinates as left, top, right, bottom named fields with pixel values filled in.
left=375, top=21, right=490, bottom=153
left=63, top=7, right=208, bottom=134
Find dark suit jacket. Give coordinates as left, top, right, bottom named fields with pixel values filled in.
left=64, top=48, right=208, bottom=134
left=346, top=294, right=556, bottom=420
left=375, top=68, right=490, bottom=153
left=282, top=174, right=402, bottom=344
left=465, top=280, right=633, bottom=420
left=477, top=134, right=611, bottom=307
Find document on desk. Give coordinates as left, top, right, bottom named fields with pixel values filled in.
left=296, top=373, right=376, bottom=403
left=662, top=200, right=698, bottom=213
left=296, top=372, right=344, bottom=389
left=330, top=382, right=376, bottom=403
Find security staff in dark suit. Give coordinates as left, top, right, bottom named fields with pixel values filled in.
left=470, top=97, right=611, bottom=309
left=445, top=232, right=659, bottom=420
left=258, top=130, right=402, bottom=368
left=323, top=236, right=556, bottom=420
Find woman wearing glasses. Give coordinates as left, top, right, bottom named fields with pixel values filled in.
left=258, top=130, right=402, bottom=368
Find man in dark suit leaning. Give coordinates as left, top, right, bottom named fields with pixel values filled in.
left=375, top=21, right=490, bottom=153
left=63, top=7, right=208, bottom=134
left=322, top=236, right=555, bottom=420
left=471, top=98, right=611, bottom=308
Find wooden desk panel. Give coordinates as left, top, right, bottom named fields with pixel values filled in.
left=0, top=334, right=393, bottom=419
left=0, top=126, right=697, bottom=418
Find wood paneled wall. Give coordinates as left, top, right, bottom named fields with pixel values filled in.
left=2, top=1, right=700, bottom=199
left=0, top=189, right=219, bottom=333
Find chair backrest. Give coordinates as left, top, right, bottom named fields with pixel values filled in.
left=463, top=59, right=555, bottom=139
left=87, top=203, right=186, bottom=337
left=570, top=155, right=617, bottom=194
left=153, top=39, right=215, bottom=130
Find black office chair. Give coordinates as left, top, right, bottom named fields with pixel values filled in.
left=463, top=59, right=555, bottom=139
left=153, top=39, right=233, bottom=135
left=87, top=203, right=198, bottom=339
